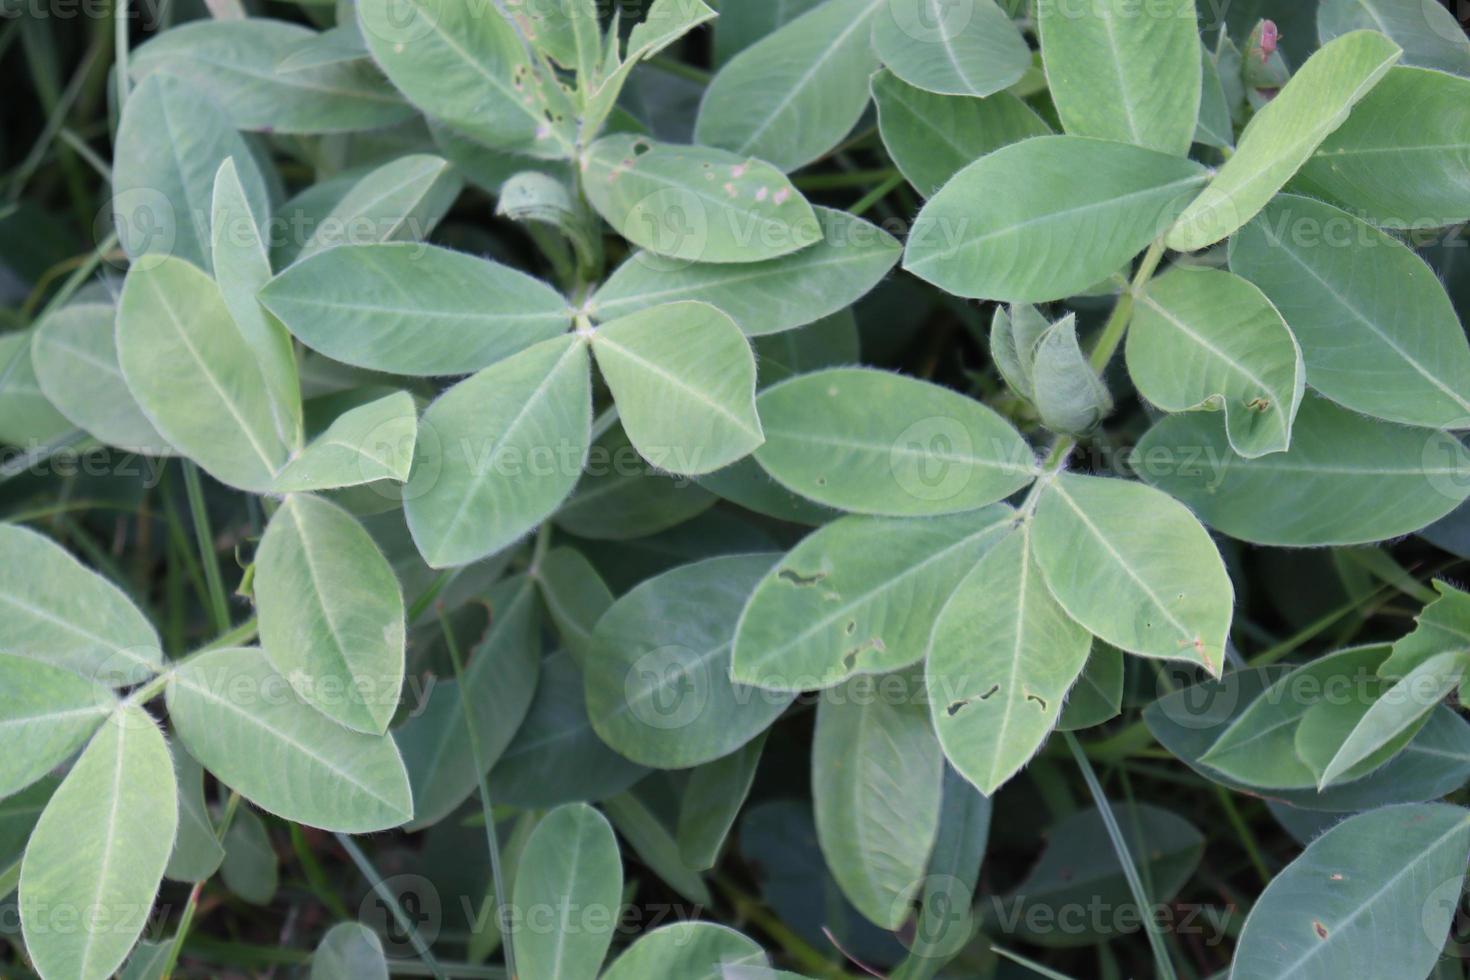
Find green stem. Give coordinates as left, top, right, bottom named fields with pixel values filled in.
left=794, top=168, right=898, bottom=191
left=849, top=172, right=906, bottom=218
left=438, top=607, right=515, bottom=976
left=1213, top=785, right=1272, bottom=888
left=200, top=616, right=259, bottom=652
left=1064, top=732, right=1178, bottom=980
left=160, top=792, right=242, bottom=980
left=1088, top=236, right=1168, bottom=375
left=337, top=834, right=447, bottom=979
left=182, top=461, right=231, bottom=634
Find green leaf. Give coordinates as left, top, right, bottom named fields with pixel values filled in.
left=1318, top=0, right=1470, bottom=74
left=533, top=548, right=614, bottom=667
left=1037, top=0, right=1201, bottom=155
left=591, top=302, right=763, bottom=474
left=1381, top=581, right=1470, bottom=678
left=117, top=256, right=294, bottom=492
left=1195, top=45, right=1235, bottom=150
left=753, top=367, right=1036, bottom=516
left=732, top=507, right=1014, bottom=691
left=715, top=0, right=827, bottom=64
left=131, top=18, right=412, bottom=133
left=396, top=577, right=541, bottom=829
left=30, top=303, right=172, bottom=456
left=904, top=136, right=1208, bottom=303
left=601, top=922, right=768, bottom=979
left=490, top=649, right=650, bottom=808
left=1295, top=683, right=1427, bottom=786
left=582, top=135, right=820, bottom=264
left=282, top=155, right=463, bottom=267
left=1231, top=195, right=1470, bottom=427
left=262, top=243, right=571, bottom=377
left=871, top=0, right=1030, bottom=98
left=518, top=0, right=600, bottom=76
left=0, top=523, right=161, bottom=684
left=929, top=526, right=1092, bottom=795
left=602, top=788, right=712, bottom=905
left=404, top=334, right=591, bottom=568
left=1232, top=803, right=1470, bottom=980
left=0, top=653, right=114, bottom=798
left=580, top=0, right=718, bottom=137
left=165, top=742, right=225, bottom=884
left=554, top=421, right=716, bottom=540
left=1030, top=314, right=1113, bottom=436
left=1031, top=473, right=1234, bottom=674
left=19, top=707, right=177, bottom=980
left=677, top=733, right=767, bottom=871
left=1318, top=651, right=1466, bottom=788
left=1135, top=399, right=1470, bottom=547
left=990, top=303, right=1052, bottom=403
left=589, top=207, right=899, bottom=334
left=695, top=0, right=884, bottom=172
left=871, top=69, right=1052, bottom=197
left=814, top=670, right=944, bottom=929
left=1127, top=266, right=1304, bottom=457
left=1057, top=643, right=1124, bottom=732
left=511, top=803, right=622, bottom=980
left=166, top=647, right=413, bottom=832
left=211, top=158, right=303, bottom=455
left=273, top=392, right=418, bottom=492
left=1200, top=645, right=1390, bottom=789
left=310, top=923, right=388, bottom=980
left=0, top=330, right=73, bottom=446
left=255, top=494, right=406, bottom=734
left=358, top=0, right=575, bottom=156
left=1165, top=30, right=1403, bottom=251
left=1296, top=67, right=1470, bottom=229
left=111, top=73, right=270, bottom=273
left=585, top=554, right=793, bottom=768
left=751, top=310, right=862, bottom=387
left=220, top=806, right=279, bottom=906
left=1000, top=803, right=1203, bottom=948
left=276, top=23, right=369, bottom=73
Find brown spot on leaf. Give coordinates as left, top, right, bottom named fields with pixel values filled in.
left=1313, top=921, right=1329, bottom=940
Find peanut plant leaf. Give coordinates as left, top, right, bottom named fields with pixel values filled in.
left=589, top=207, right=900, bottom=334
left=871, top=0, right=1030, bottom=99
left=220, top=806, right=279, bottom=906
left=404, top=334, right=591, bottom=568
left=813, top=670, right=944, bottom=929
left=1319, top=651, right=1467, bottom=788
left=695, top=0, right=885, bottom=172
left=1318, top=0, right=1470, bottom=74
left=166, top=647, right=414, bottom=832
left=904, top=135, right=1208, bottom=303
left=601, top=789, right=711, bottom=906
left=1135, top=399, right=1470, bottom=547
left=1030, top=314, right=1113, bottom=437
left=395, top=576, right=541, bottom=829
left=714, top=0, right=827, bottom=64
left=581, top=135, right=820, bottom=264
left=30, top=302, right=172, bottom=456
left=1231, top=195, right=1470, bottom=428
left=262, top=243, right=572, bottom=377
left=601, top=923, right=769, bottom=980
left=282, top=155, right=463, bottom=267
left=211, top=158, right=303, bottom=451
left=1296, top=67, right=1470, bottom=229
left=1037, top=0, right=1201, bottom=155
left=731, top=507, right=1014, bottom=691
left=1231, top=803, right=1470, bottom=980
left=1295, top=684, right=1427, bottom=787
left=533, top=548, right=614, bottom=667
left=273, top=392, right=418, bottom=492
left=1127, top=266, right=1305, bottom=458
left=1381, top=581, right=1470, bottom=678
left=511, top=803, right=622, bottom=980
left=0, top=523, right=161, bottom=684
left=871, top=69, right=1052, bottom=197
left=677, top=732, right=767, bottom=871
left=1056, top=643, right=1124, bottom=732
left=19, top=707, right=177, bottom=980
left=0, top=330, right=73, bottom=446
left=1165, top=30, right=1403, bottom=251
left=131, top=18, right=413, bottom=133
left=591, top=302, right=763, bottom=474
left=357, top=0, right=574, bottom=155
left=111, top=72, right=270, bottom=273
left=117, top=256, right=294, bottom=493
left=0, top=654, right=115, bottom=799
left=753, top=367, right=1037, bottom=516
left=255, top=494, right=406, bottom=734
left=1031, top=473, right=1234, bottom=675
left=585, top=554, right=794, bottom=769
left=165, top=742, right=224, bottom=884
left=553, top=421, right=716, bottom=540
left=310, top=923, right=388, bottom=980
left=928, top=526, right=1092, bottom=795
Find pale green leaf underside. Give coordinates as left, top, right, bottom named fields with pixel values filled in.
left=511, top=803, right=622, bottom=980
left=1032, top=473, right=1234, bottom=674
left=0, top=653, right=114, bottom=799
left=167, top=647, right=413, bottom=832
left=273, top=392, right=417, bottom=494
